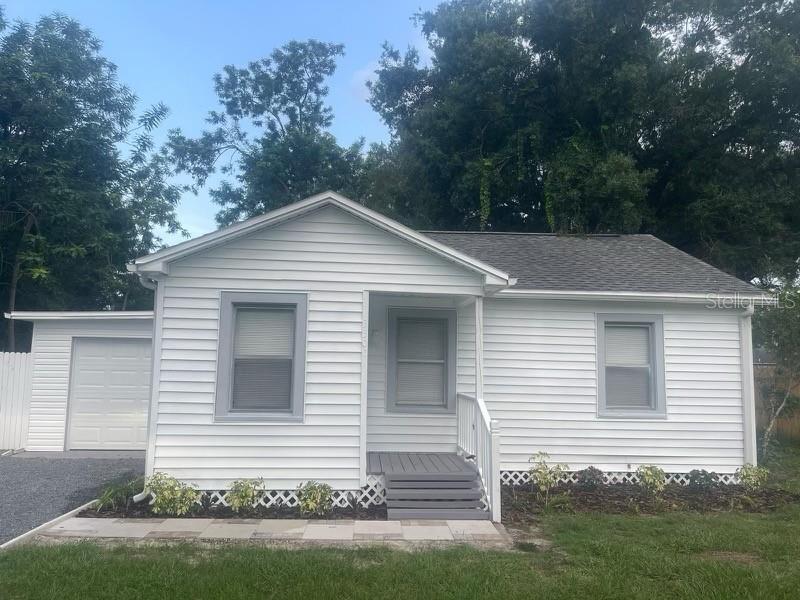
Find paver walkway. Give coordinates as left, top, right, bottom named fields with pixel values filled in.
left=38, top=517, right=512, bottom=548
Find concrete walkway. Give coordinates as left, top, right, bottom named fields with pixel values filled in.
left=38, top=517, right=512, bottom=548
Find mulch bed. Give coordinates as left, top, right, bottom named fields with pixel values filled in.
left=80, top=502, right=387, bottom=520
left=502, top=483, right=800, bottom=524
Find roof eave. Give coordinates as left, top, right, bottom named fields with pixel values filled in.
left=496, top=288, right=776, bottom=306
left=5, top=311, right=154, bottom=321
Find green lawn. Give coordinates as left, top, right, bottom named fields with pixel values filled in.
left=2, top=449, right=799, bottom=599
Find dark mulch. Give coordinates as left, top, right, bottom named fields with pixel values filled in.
left=80, top=501, right=387, bottom=520
left=502, top=483, right=800, bottom=524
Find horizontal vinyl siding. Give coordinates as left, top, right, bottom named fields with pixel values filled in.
left=366, top=295, right=475, bottom=453
left=154, top=205, right=483, bottom=489
left=26, top=319, right=153, bottom=451
left=484, top=298, right=745, bottom=473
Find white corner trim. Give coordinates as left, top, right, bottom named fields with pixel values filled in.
left=359, top=291, right=370, bottom=487
left=496, top=289, right=775, bottom=306
left=128, top=191, right=513, bottom=286
left=5, top=311, right=154, bottom=321
left=144, top=281, right=165, bottom=477
left=739, top=305, right=757, bottom=465
left=0, top=499, right=97, bottom=551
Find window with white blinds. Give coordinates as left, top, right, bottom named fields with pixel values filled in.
left=232, top=307, right=295, bottom=412
left=598, top=315, right=665, bottom=417
left=215, top=292, right=307, bottom=421
left=387, top=308, right=456, bottom=413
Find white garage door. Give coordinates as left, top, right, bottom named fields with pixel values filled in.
left=67, top=338, right=151, bottom=450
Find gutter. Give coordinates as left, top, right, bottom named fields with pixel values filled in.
left=495, top=288, right=776, bottom=306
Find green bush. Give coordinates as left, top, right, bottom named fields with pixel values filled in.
left=225, top=478, right=265, bottom=513
left=296, top=480, right=333, bottom=516
left=528, top=452, right=569, bottom=507
left=575, top=466, right=605, bottom=489
left=146, top=472, right=200, bottom=516
left=735, top=464, right=770, bottom=491
left=635, top=465, right=666, bottom=496
left=688, top=469, right=720, bottom=489
left=96, top=476, right=144, bottom=513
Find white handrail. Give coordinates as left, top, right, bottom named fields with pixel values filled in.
left=456, top=392, right=501, bottom=522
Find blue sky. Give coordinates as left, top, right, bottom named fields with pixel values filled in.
left=4, top=1, right=440, bottom=241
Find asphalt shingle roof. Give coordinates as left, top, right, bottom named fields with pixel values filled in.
left=423, top=232, right=760, bottom=295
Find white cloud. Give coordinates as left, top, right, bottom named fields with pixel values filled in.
left=350, top=59, right=379, bottom=102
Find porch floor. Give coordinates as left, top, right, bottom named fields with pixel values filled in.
left=367, top=452, right=477, bottom=476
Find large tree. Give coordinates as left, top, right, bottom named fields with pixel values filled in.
left=0, top=10, right=182, bottom=350
left=168, top=40, right=365, bottom=226
left=369, top=0, right=800, bottom=283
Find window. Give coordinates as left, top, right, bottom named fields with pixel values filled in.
left=597, top=314, right=665, bottom=418
left=387, top=308, right=456, bottom=413
left=215, top=292, right=307, bottom=421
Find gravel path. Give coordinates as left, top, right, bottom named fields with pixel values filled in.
left=0, top=451, right=144, bottom=544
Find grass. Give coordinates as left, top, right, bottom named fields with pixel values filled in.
left=1, top=448, right=798, bottom=599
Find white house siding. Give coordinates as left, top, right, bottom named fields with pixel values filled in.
left=152, top=205, right=484, bottom=490
left=365, top=295, right=476, bottom=453
left=483, top=298, right=746, bottom=474
left=26, top=318, right=153, bottom=451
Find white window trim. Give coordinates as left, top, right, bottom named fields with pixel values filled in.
left=386, top=307, right=457, bottom=414
left=215, top=291, right=307, bottom=422
left=596, top=313, right=666, bottom=419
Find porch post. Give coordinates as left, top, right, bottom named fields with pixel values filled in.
left=474, top=296, right=484, bottom=400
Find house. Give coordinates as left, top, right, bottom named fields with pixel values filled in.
left=6, top=191, right=772, bottom=521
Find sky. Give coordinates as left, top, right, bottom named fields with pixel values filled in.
left=4, top=0, right=440, bottom=241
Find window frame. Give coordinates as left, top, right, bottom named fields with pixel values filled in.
left=215, top=291, right=307, bottom=422
left=596, top=313, right=666, bottom=419
left=386, top=307, right=457, bottom=415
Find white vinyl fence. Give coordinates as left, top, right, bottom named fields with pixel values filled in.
left=0, top=353, right=32, bottom=450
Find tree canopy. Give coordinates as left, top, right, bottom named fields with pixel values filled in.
left=368, top=0, right=800, bottom=283
left=0, top=10, right=182, bottom=350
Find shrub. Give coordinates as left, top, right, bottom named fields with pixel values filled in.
left=296, top=480, right=333, bottom=516
left=735, top=464, right=770, bottom=491
left=96, top=476, right=144, bottom=513
left=146, top=472, right=200, bottom=516
left=687, top=469, right=720, bottom=489
left=528, top=452, right=569, bottom=507
left=575, top=466, right=605, bottom=489
left=225, top=478, right=265, bottom=513
left=635, top=465, right=666, bottom=496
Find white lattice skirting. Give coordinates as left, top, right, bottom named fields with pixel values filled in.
left=500, top=470, right=738, bottom=486
left=205, top=474, right=387, bottom=509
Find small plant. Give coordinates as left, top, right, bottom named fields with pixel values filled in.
left=296, top=480, right=333, bottom=516
left=735, top=464, right=770, bottom=492
left=528, top=452, right=569, bottom=507
left=225, top=478, right=265, bottom=513
left=96, top=476, right=144, bottom=513
left=575, top=466, right=605, bottom=489
left=687, top=469, right=720, bottom=490
left=636, top=465, right=666, bottom=497
left=146, top=472, right=200, bottom=516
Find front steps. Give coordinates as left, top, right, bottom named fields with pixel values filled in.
left=384, top=464, right=489, bottom=520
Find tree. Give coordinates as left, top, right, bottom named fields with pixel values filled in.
left=754, top=288, right=800, bottom=457
left=168, top=40, right=365, bottom=226
left=0, top=11, right=182, bottom=350
left=369, top=0, right=800, bottom=282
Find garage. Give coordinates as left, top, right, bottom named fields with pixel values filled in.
left=67, top=337, right=152, bottom=450
left=4, top=311, right=153, bottom=451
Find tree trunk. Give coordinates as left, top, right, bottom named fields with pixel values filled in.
left=6, top=213, right=34, bottom=351
left=761, top=382, right=794, bottom=458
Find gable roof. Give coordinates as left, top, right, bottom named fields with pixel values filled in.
left=129, top=192, right=513, bottom=288
left=424, top=231, right=764, bottom=297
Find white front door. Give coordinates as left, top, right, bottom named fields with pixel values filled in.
left=67, top=338, right=151, bottom=450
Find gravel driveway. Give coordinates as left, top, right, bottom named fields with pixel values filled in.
left=0, top=451, right=144, bottom=544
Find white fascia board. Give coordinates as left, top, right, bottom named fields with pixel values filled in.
left=5, top=311, right=154, bottom=321
left=496, top=288, right=776, bottom=306
left=129, top=191, right=513, bottom=285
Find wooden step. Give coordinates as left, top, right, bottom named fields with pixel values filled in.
left=386, top=487, right=482, bottom=501
left=386, top=478, right=479, bottom=489
left=385, top=471, right=476, bottom=482
left=387, top=508, right=490, bottom=520
left=387, top=499, right=482, bottom=509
